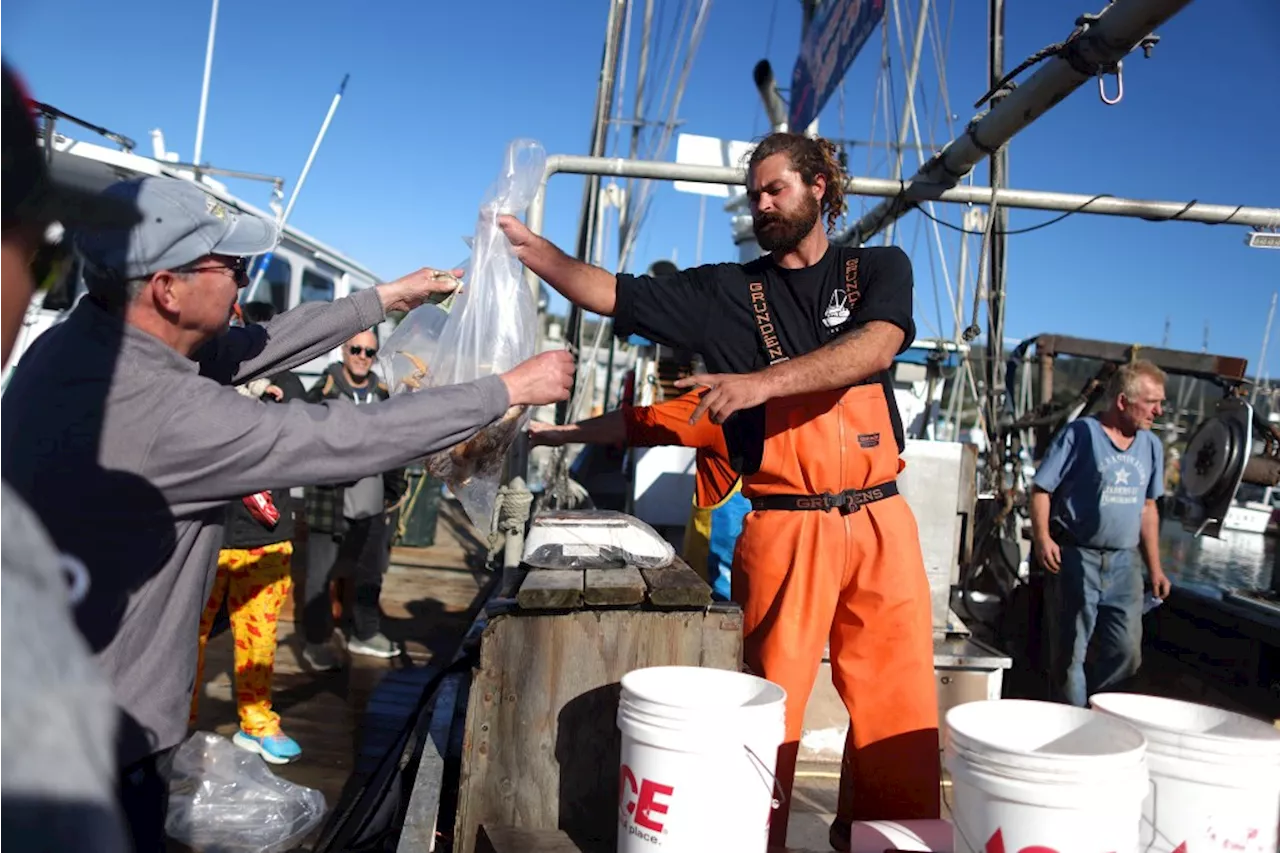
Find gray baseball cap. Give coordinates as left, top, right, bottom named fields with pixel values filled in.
left=74, top=176, right=278, bottom=280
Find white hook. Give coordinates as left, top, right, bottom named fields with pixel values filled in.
left=1098, top=60, right=1124, bottom=106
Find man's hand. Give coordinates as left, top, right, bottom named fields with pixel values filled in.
left=1035, top=534, right=1062, bottom=574
left=497, top=215, right=538, bottom=258
left=526, top=420, right=558, bottom=447
left=675, top=372, right=774, bottom=425
left=377, top=267, right=464, bottom=314
left=500, top=350, right=574, bottom=407
left=1150, top=568, right=1172, bottom=599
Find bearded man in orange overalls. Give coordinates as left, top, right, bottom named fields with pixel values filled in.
left=500, top=132, right=939, bottom=848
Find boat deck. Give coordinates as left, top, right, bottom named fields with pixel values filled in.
left=184, top=500, right=492, bottom=847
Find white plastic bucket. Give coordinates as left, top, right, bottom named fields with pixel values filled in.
left=849, top=819, right=954, bottom=852
left=1090, top=693, right=1280, bottom=853
left=616, top=666, right=785, bottom=853
left=945, top=700, right=1149, bottom=853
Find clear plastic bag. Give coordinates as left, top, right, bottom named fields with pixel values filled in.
left=165, top=732, right=326, bottom=853
left=388, top=139, right=545, bottom=532
left=522, top=510, right=676, bottom=570
left=379, top=303, right=449, bottom=394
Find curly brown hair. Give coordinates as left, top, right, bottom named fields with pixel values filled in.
left=746, top=132, right=847, bottom=233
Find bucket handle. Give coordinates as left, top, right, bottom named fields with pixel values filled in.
left=743, top=745, right=788, bottom=811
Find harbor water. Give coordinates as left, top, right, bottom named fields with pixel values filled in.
left=1159, top=521, right=1274, bottom=595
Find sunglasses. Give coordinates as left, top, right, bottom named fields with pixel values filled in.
left=348, top=345, right=378, bottom=358
left=177, top=255, right=251, bottom=288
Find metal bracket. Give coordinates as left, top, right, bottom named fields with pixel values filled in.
left=1098, top=60, right=1124, bottom=106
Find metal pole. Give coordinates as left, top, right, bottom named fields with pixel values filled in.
left=192, top=0, right=219, bottom=173
left=1251, top=292, right=1278, bottom=407
left=562, top=0, right=627, bottom=425
left=244, top=74, right=349, bottom=303
left=835, top=0, right=1197, bottom=247
left=985, top=0, right=1008, bottom=489
left=527, top=155, right=1280, bottom=229
left=884, top=0, right=933, bottom=245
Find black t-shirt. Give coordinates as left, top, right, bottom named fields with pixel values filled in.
left=614, top=244, right=915, bottom=474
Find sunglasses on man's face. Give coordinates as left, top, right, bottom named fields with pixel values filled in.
left=177, top=255, right=251, bottom=288
left=348, top=345, right=377, bottom=358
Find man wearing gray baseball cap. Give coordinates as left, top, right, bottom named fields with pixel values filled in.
left=0, top=174, right=573, bottom=852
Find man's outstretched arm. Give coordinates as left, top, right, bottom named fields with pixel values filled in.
left=676, top=321, right=904, bottom=424
left=528, top=410, right=627, bottom=447
left=499, top=215, right=618, bottom=315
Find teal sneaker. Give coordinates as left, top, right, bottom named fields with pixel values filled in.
left=232, top=729, right=301, bottom=765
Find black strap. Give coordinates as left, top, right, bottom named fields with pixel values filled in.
left=750, top=481, right=899, bottom=515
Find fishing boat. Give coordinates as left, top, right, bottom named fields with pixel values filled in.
left=6, top=99, right=382, bottom=390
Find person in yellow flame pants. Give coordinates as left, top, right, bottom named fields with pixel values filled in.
left=190, top=540, right=299, bottom=763
left=190, top=362, right=308, bottom=764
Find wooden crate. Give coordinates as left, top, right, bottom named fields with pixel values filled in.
left=452, top=558, right=743, bottom=853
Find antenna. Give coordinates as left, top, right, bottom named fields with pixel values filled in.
left=244, top=74, right=351, bottom=303
left=193, top=0, right=220, bottom=173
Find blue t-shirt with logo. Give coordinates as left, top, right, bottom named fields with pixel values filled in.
left=1033, top=417, right=1164, bottom=550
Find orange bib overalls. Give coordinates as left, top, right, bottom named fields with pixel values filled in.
left=734, top=359, right=940, bottom=845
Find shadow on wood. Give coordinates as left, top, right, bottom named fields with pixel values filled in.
left=555, top=682, right=623, bottom=848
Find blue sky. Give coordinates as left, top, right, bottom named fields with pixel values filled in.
left=4, top=0, right=1278, bottom=368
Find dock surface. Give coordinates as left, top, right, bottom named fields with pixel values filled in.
left=185, top=500, right=491, bottom=845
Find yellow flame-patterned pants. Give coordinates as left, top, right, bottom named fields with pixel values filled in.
left=189, top=541, right=294, bottom=737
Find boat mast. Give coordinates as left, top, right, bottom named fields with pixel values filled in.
left=559, top=0, right=627, bottom=425
left=984, top=0, right=1009, bottom=490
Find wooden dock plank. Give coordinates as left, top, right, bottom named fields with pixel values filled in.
left=516, top=570, right=584, bottom=610
left=582, top=567, right=646, bottom=606
left=641, top=558, right=712, bottom=608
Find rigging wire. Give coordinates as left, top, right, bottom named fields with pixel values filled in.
left=621, top=0, right=712, bottom=270
left=610, top=0, right=637, bottom=159
left=917, top=194, right=1113, bottom=235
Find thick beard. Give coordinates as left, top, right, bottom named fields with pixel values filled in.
left=753, top=193, right=821, bottom=253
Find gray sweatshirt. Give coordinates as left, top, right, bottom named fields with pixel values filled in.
left=1, top=483, right=130, bottom=852
left=0, top=288, right=509, bottom=766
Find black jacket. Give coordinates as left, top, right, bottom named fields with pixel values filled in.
left=303, top=364, right=408, bottom=536
left=222, top=370, right=306, bottom=550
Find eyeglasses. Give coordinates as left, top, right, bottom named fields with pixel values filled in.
left=348, top=345, right=378, bottom=358
left=177, top=256, right=250, bottom=288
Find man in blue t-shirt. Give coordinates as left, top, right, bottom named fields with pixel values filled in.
left=1031, top=360, right=1173, bottom=707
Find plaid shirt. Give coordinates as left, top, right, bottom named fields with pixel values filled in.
left=303, top=368, right=407, bottom=537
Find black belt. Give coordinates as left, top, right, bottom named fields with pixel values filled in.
left=750, top=481, right=898, bottom=515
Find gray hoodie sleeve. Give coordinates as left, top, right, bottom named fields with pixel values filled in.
left=144, top=372, right=511, bottom=510
left=197, top=288, right=385, bottom=385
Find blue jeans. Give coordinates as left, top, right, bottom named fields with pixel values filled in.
left=1049, top=545, right=1144, bottom=707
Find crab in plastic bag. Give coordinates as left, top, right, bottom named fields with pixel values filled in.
left=381, top=139, right=545, bottom=531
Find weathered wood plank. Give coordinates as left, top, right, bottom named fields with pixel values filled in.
left=582, top=567, right=646, bottom=606
left=641, top=558, right=712, bottom=608
left=396, top=673, right=464, bottom=853
left=516, top=570, right=584, bottom=610
left=452, top=608, right=743, bottom=853
left=477, top=825, right=598, bottom=853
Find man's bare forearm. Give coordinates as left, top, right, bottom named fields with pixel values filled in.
left=1139, top=500, right=1162, bottom=574
left=518, top=233, right=618, bottom=315
left=756, top=322, right=903, bottom=401
left=532, top=410, right=627, bottom=447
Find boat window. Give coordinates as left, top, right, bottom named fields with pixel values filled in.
left=300, top=269, right=335, bottom=303
left=253, top=256, right=292, bottom=314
